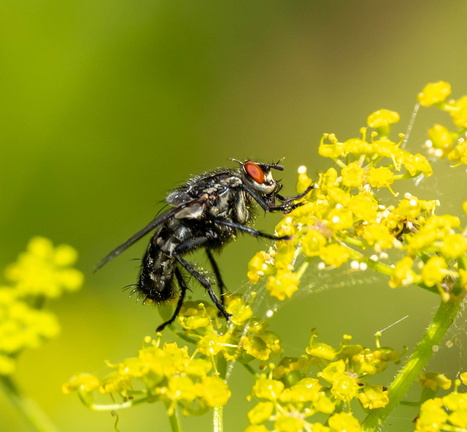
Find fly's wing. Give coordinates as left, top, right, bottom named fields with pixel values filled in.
left=95, top=206, right=181, bottom=271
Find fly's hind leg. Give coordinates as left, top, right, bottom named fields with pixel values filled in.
left=156, top=267, right=187, bottom=332
left=172, top=238, right=231, bottom=321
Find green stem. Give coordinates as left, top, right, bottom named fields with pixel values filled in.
left=361, top=296, right=462, bottom=432
left=341, top=244, right=394, bottom=277
left=164, top=401, right=182, bottom=432
left=0, top=374, right=59, bottom=432
left=213, top=405, right=223, bottom=432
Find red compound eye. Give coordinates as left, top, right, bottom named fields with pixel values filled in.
left=244, top=161, right=265, bottom=184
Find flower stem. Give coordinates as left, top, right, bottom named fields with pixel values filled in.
left=361, top=296, right=462, bottom=432
left=213, top=405, right=223, bottom=432
left=0, top=375, right=59, bottom=432
left=164, top=401, right=182, bottom=432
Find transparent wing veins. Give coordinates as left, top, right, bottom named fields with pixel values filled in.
left=95, top=206, right=180, bottom=271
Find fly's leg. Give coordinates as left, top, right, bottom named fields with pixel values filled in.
left=206, top=249, right=227, bottom=302
left=242, top=183, right=314, bottom=213
left=214, top=219, right=292, bottom=241
left=276, top=184, right=315, bottom=203
left=156, top=267, right=187, bottom=332
left=173, top=238, right=231, bottom=321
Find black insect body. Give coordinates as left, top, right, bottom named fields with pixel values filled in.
left=97, top=160, right=313, bottom=331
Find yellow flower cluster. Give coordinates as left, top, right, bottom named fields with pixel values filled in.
left=419, top=81, right=467, bottom=164
left=5, top=236, right=83, bottom=298
left=0, top=237, right=83, bottom=375
left=177, top=294, right=282, bottom=363
left=389, top=214, right=467, bottom=296
left=248, top=85, right=467, bottom=305
left=248, top=118, right=442, bottom=300
left=64, top=336, right=231, bottom=415
left=245, top=332, right=401, bottom=432
left=414, top=382, right=467, bottom=432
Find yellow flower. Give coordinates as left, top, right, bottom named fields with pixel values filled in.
left=273, top=357, right=309, bottom=380
left=349, top=194, right=378, bottom=222
left=5, top=237, right=84, bottom=298
left=440, top=233, right=467, bottom=259
left=319, top=360, right=346, bottom=384
left=448, top=410, right=467, bottom=429
left=306, top=341, right=337, bottom=361
left=389, top=257, right=416, bottom=287
left=62, top=373, right=100, bottom=394
left=417, top=81, right=451, bottom=107
left=443, top=392, right=467, bottom=411
left=343, top=137, right=374, bottom=156
left=330, top=375, right=359, bottom=403
left=415, top=398, right=448, bottom=432
left=252, top=376, right=284, bottom=401
left=248, top=401, right=274, bottom=425
left=372, top=137, right=399, bottom=159
left=242, top=331, right=282, bottom=361
left=196, top=376, right=231, bottom=407
left=327, top=187, right=351, bottom=207
left=328, top=412, right=361, bottom=432
left=296, top=165, right=314, bottom=195
left=266, top=271, right=299, bottom=300
left=450, top=95, right=467, bottom=128
left=0, top=290, right=60, bottom=358
left=361, top=223, right=395, bottom=250
left=226, top=295, right=253, bottom=324
left=357, top=384, right=389, bottom=409
left=327, top=208, right=354, bottom=231
left=0, top=354, right=16, bottom=375
left=448, top=141, right=467, bottom=165
left=367, top=109, right=400, bottom=137
left=427, top=124, right=454, bottom=157
left=366, top=166, right=395, bottom=189
left=167, top=375, right=197, bottom=403
left=274, top=414, right=305, bottom=432
left=279, top=378, right=322, bottom=403
left=178, top=301, right=217, bottom=330
left=302, top=230, right=327, bottom=257
left=244, top=425, right=270, bottom=432
left=248, top=251, right=275, bottom=284
left=319, top=134, right=344, bottom=159
left=319, top=244, right=350, bottom=268
left=341, top=162, right=365, bottom=188
left=421, top=256, right=448, bottom=288
left=310, top=423, right=331, bottom=432
left=197, top=334, right=226, bottom=356
left=419, top=372, right=452, bottom=391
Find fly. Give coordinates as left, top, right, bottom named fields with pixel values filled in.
left=96, top=159, right=313, bottom=331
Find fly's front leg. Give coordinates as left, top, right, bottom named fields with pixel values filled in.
left=276, top=184, right=315, bottom=203
left=172, top=237, right=231, bottom=320
left=241, top=183, right=313, bottom=214
left=214, top=219, right=292, bottom=241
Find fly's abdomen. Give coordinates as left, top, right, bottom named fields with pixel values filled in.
left=138, top=230, right=178, bottom=303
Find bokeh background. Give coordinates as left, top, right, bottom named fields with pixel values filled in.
left=1, top=1, right=467, bottom=431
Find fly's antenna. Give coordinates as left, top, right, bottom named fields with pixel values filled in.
left=269, top=163, right=284, bottom=171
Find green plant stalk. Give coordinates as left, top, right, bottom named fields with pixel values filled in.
left=213, top=405, right=223, bottom=432
left=164, top=401, right=182, bottom=432
left=361, top=295, right=462, bottom=432
left=0, top=375, right=59, bottom=432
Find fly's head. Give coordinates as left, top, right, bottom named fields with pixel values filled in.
left=236, top=160, right=284, bottom=197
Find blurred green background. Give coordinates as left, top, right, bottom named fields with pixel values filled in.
left=1, top=1, right=467, bottom=431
